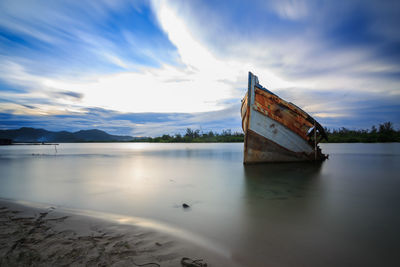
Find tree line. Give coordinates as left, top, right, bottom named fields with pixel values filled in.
left=135, top=128, right=244, bottom=143
left=321, top=122, right=400, bottom=143
left=134, top=122, right=400, bottom=143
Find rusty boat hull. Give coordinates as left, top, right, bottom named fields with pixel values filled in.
left=241, top=72, right=328, bottom=163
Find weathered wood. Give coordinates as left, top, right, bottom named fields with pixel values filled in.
left=242, top=72, right=327, bottom=163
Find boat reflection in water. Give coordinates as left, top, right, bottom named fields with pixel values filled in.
left=238, top=162, right=324, bottom=266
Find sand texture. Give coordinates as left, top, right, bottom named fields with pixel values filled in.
left=0, top=200, right=234, bottom=267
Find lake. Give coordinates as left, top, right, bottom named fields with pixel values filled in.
left=0, top=143, right=399, bottom=266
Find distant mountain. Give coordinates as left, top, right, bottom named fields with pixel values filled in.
left=0, top=127, right=134, bottom=142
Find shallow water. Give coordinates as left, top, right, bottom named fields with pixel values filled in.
left=0, top=143, right=399, bottom=266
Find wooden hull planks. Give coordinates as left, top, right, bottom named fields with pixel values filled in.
left=242, top=72, right=327, bottom=163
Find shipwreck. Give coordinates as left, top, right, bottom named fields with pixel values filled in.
left=241, top=72, right=328, bottom=163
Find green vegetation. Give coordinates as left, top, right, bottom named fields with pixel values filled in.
left=135, top=128, right=244, bottom=143
left=135, top=122, right=400, bottom=143
left=322, top=122, right=400, bottom=143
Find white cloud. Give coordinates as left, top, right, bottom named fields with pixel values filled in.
left=271, top=0, right=309, bottom=20
left=0, top=1, right=247, bottom=114
left=1, top=0, right=399, bottom=132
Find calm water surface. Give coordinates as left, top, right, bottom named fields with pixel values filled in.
left=0, top=143, right=399, bottom=266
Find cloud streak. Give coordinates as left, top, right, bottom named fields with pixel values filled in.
left=0, top=0, right=399, bottom=134
left=0, top=104, right=242, bottom=137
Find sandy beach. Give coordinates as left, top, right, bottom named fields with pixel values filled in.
left=0, top=199, right=237, bottom=267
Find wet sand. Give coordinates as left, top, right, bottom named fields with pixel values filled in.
left=0, top=199, right=237, bottom=266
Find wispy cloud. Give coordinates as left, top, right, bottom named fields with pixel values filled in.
left=153, top=0, right=400, bottom=127
left=0, top=104, right=242, bottom=137
left=0, top=0, right=399, bottom=134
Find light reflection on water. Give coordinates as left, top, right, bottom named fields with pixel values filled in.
left=0, top=143, right=399, bottom=267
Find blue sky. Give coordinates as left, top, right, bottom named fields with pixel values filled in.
left=0, top=0, right=399, bottom=136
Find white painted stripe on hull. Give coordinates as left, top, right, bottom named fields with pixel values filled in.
left=249, top=108, right=313, bottom=153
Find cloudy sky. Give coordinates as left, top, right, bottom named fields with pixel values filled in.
left=0, top=0, right=399, bottom=136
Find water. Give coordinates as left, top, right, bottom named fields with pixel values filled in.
left=0, top=143, right=399, bottom=266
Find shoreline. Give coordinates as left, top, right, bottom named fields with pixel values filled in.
left=0, top=198, right=238, bottom=266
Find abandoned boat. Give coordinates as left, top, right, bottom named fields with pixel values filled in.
left=241, top=72, right=328, bottom=163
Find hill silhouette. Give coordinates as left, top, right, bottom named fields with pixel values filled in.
left=0, top=127, right=133, bottom=142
